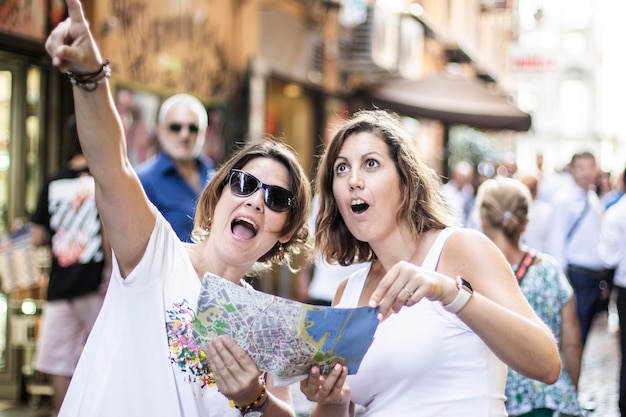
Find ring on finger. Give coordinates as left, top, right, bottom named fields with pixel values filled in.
left=402, top=286, right=414, bottom=297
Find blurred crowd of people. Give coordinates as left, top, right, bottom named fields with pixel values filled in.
left=439, top=150, right=626, bottom=416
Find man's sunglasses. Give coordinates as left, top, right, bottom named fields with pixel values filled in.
left=225, top=169, right=295, bottom=212
left=168, top=123, right=199, bottom=133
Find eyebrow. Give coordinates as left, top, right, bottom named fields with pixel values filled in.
left=336, top=151, right=382, bottom=161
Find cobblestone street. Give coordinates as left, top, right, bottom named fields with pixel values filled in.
left=577, top=311, right=620, bottom=417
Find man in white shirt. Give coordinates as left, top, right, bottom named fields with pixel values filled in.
left=519, top=172, right=554, bottom=253
left=545, top=151, right=609, bottom=347
left=599, top=165, right=626, bottom=415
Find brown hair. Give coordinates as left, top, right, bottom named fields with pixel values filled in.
left=192, top=138, right=311, bottom=270
left=476, top=176, right=531, bottom=242
left=315, top=110, right=456, bottom=265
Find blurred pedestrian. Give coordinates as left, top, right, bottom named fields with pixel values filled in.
left=477, top=176, right=585, bottom=417
left=441, top=160, right=474, bottom=226
left=300, top=110, right=560, bottom=417
left=519, top=172, right=554, bottom=253
left=45, top=2, right=312, bottom=416
left=599, top=164, right=626, bottom=416
left=31, top=114, right=110, bottom=416
left=545, top=151, right=611, bottom=346
left=135, top=93, right=215, bottom=242
left=602, top=170, right=624, bottom=210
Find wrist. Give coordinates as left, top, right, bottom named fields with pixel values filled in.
left=441, top=276, right=473, bottom=314
left=65, top=59, right=111, bottom=92
left=234, top=379, right=267, bottom=414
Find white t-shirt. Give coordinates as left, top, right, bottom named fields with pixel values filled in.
left=336, top=228, right=507, bottom=417
left=59, top=213, right=239, bottom=417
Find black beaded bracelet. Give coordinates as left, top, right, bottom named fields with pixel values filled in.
left=65, top=60, right=111, bottom=92
left=234, top=380, right=267, bottom=412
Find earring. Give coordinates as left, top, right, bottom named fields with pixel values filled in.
left=278, top=243, right=285, bottom=262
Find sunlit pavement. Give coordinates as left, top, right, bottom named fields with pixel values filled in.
left=577, top=310, right=620, bottom=417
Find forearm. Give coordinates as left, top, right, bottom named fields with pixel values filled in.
left=310, top=402, right=353, bottom=417
left=72, top=83, right=128, bottom=185
left=457, top=293, right=560, bottom=384
left=561, top=343, right=582, bottom=389
left=260, top=392, right=296, bottom=417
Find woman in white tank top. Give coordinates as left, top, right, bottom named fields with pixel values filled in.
left=300, top=110, right=561, bottom=417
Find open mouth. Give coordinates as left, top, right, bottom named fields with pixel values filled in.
left=231, top=217, right=258, bottom=239
left=351, top=199, right=369, bottom=214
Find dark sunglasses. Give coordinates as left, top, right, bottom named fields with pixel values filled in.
left=225, top=169, right=295, bottom=212
left=168, top=123, right=199, bottom=133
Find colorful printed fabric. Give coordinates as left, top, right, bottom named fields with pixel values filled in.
left=506, top=254, right=586, bottom=416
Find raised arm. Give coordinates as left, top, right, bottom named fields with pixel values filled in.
left=45, top=0, right=155, bottom=276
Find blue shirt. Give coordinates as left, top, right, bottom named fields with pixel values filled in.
left=136, top=151, right=214, bottom=242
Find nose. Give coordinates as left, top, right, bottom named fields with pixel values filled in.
left=177, top=126, right=194, bottom=137
left=348, top=169, right=364, bottom=190
left=245, top=188, right=265, bottom=211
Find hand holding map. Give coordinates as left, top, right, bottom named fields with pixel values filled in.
left=193, top=273, right=379, bottom=385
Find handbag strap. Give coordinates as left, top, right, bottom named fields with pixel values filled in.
left=515, top=249, right=537, bottom=284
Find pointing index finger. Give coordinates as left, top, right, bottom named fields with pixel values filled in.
left=65, top=0, right=87, bottom=22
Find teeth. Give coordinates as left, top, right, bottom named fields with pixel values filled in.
left=235, top=217, right=257, bottom=232
left=351, top=199, right=365, bottom=206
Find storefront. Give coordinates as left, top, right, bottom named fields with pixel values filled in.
left=0, top=2, right=74, bottom=402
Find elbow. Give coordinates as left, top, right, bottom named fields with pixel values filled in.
left=521, top=334, right=562, bottom=384
left=536, top=350, right=561, bottom=385
left=543, top=360, right=561, bottom=385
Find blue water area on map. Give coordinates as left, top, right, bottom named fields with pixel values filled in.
left=304, top=306, right=379, bottom=374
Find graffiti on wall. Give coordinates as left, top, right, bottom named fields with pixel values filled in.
left=102, top=0, right=237, bottom=101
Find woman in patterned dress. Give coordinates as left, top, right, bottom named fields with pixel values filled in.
left=477, top=176, right=586, bottom=417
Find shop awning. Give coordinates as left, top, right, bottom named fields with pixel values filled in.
left=362, top=72, right=532, bottom=131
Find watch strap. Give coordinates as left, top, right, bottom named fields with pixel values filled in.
left=442, top=276, right=473, bottom=314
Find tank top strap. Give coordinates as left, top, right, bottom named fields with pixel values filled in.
left=336, top=267, right=369, bottom=307
left=422, top=227, right=457, bottom=271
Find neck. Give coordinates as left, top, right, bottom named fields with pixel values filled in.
left=186, top=241, right=251, bottom=285
left=368, top=225, right=431, bottom=273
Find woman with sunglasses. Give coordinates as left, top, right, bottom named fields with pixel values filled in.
left=300, top=110, right=561, bottom=417
left=45, top=1, right=310, bottom=416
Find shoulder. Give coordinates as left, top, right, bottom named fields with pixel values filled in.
left=443, top=227, right=495, bottom=254
left=535, top=252, right=560, bottom=268
left=197, top=154, right=214, bottom=171
left=438, top=228, right=514, bottom=289
left=605, top=197, right=626, bottom=219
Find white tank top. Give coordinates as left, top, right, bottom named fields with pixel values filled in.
left=336, top=228, right=507, bottom=417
